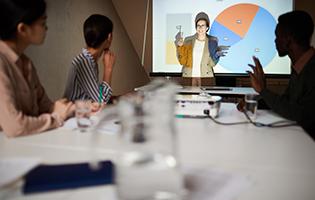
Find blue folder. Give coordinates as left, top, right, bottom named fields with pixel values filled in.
left=23, top=160, right=114, bottom=194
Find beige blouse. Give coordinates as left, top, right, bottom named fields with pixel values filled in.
left=0, top=41, right=59, bottom=137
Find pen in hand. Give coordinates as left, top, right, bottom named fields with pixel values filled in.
left=99, top=85, right=103, bottom=105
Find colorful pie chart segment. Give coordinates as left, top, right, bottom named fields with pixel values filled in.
left=210, top=3, right=277, bottom=73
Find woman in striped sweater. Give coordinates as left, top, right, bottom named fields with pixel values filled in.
left=64, top=14, right=115, bottom=105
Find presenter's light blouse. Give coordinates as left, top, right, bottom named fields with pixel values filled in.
left=64, top=48, right=112, bottom=103
left=0, top=41, right=60, bottom=137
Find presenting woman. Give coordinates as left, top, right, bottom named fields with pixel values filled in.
left=175, top=12, right=228, bottom=86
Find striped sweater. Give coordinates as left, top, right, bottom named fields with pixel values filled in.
left=64, top=48, right=112, bottom=103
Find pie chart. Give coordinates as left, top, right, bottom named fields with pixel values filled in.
left=209, top=3, right=277, bottom=73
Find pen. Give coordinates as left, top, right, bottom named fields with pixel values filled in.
left=99, top=85, right=103, bottom=104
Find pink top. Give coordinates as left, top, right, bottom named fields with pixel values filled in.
left=0, top=41, right=59, bottom=137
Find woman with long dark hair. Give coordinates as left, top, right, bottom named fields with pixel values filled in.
left=0, top=0, right=74, bottom=137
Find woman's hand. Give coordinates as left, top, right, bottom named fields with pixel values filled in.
left=102, top=49, right=115, bottom=72
left=90, top=102, right=107, bottom=114
left=175, top=31, right=184, bottom=46
left=52, top=98, right=75, bottom=121
left=102, top=49, right=115, bottom=84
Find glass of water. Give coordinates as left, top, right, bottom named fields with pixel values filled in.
left=245, top=93, right=258, bottom=121
left=115, top=81, right=183, bottom=200
left=75, top=100, right=92, bottom=132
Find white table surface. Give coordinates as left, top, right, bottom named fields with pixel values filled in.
left=1, top=103, right=315, bottom=200
left=177, top=86, right=257, bottom=95
left=135, top=85, right=257, bottom=96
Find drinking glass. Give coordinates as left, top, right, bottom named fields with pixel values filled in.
left=244, top=94, right=258, bottom=121
left=115, top=80, right=183, bottom=200
left=75, top=100, right=92, bottom=132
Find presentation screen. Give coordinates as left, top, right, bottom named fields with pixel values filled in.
left=152, top=0, right=294, bottom=75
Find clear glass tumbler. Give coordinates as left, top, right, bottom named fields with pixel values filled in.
left=115, top=80, right=183, bottom=200
left=75, top=100, right=92, bottom=132
left=245, top=93, right=258, bottom=121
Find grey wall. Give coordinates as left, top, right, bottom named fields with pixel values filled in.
left=112, top=0, right=152, bottom=74
left=26, top=0, right=149, bottom=100
left=295, top=0, right=315, bottom=46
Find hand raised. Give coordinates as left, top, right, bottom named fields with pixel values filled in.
left=175, top=31, right=184, bottom=46
left=246, top=56, right=266, bottom=93
left=102, top=49, right=116, bottom=71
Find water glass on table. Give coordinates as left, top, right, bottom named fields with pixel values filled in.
left=116, top=88, right=183, bottom=200
left=75, top=100, right=92, bottom=132
left=244, top=93, right=258, bottom=121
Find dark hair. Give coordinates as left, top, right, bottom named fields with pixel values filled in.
left=195, top=18, right=209, bottom=28
left=195, top=12, right=210, bottom=29
left=278, top=10, right=314, bottom=47
left=0, top=0, right=46, bottom=40
left=84, top=14, right=113, bottom=48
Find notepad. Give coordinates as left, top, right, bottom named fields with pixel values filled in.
left=23, top=160, right=114, bottom=194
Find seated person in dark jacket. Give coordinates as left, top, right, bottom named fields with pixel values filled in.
left=247, top=10, right=315, bottom=139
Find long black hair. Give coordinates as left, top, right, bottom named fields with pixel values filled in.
left=0, top=0, right=46, bottom=40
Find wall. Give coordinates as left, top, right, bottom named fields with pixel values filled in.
left=112, top=0, right=152, bottom=74
left=25, top=0, right=149, bottom=100
left=295, top=0, right=315, bottom=46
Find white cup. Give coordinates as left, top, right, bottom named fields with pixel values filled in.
left=244, top=94, right=258, bottom=121
left=208, top=96, right=222, bottom=118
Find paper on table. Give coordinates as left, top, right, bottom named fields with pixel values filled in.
left=183, top=167, right=251, bottom=200
left=94, top=119, right=120, bottom=135
left=62, top=117, right=78, bottom=130
left=0, top=158, right=41, bottom=188
left=63, top=117, right=120, bottom=134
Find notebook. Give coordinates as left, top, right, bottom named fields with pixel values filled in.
left=23, top=160, right=114, bottom=194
